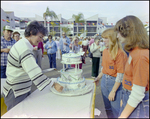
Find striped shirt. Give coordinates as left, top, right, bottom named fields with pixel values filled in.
left=1, top=36, right=16, bottom=66
left=3, top=37, right=53, bottom=98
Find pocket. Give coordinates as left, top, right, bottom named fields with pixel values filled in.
left=142, top=97, right=149, bottom=118
left=109, top=76, right=116, bottom=82
left=107, top=75, right=115, bottom=87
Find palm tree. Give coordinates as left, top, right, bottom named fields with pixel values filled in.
left=50, top=21, right=56, bottom=36
left=79, top=28, right=88, bottom=37
left=61, top=26, right=71, bottom=36
left=43, top=7, right=58, bottom=35
left=72, top=13, right=85, bottom=36
left=49, top=29, right=56, bottom=37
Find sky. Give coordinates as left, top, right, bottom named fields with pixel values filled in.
left=1, top=1, right=149, bottom=25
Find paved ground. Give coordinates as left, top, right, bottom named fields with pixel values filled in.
left=30, top=54, right=107, bottom=118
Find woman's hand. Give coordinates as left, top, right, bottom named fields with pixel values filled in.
left=93, top=77, right=100, bottom=86
left=108, top=90, right=116, bottom=101
left=53, top=82, right=63, bottom=92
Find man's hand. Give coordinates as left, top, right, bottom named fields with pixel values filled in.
left=33, top=47, right=37, bottom=50
left=64, top=43, right=67, bottom=45
left=97, top=46, right=100, bottom=49
left=1, top=48, right=10, bottom=53
left=53, top=82, right=63, bottom=92
left=69, top=44, right=72, bottom=49
left=60, top=50, right=62, bottom=56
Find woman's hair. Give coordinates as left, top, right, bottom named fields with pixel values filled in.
left=102, top=28, right=123, bottom=60
left=24, top=21, right=47, bottom=37
left=83, top=37, right=87, bottom=40
left=48, top=35, right=52, bottom=39
left=72, top=36, right=79, bottom=44
left=114, top=15, right=149, bottom=52
left=94, top=36, right=101, bottom=42
left=12, top=31, right=20, bottom=38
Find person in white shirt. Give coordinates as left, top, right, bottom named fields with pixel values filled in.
left=59, top=32, right=71, bottom=68
left=2, top=21, right=63, bottom=111
left=90, top=36, right=101, bottom=78
left=55, top=38, right=61, bottom=60
left=82, top=37, right=89, bottom=57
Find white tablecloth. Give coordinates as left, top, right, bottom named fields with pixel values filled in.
left=2, top=79, right=96, bottom=118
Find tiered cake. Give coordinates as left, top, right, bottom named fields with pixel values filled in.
left=57, top=52, right=86, bottom=91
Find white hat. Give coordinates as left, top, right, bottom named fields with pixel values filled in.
left=3, top=25, right=13, bottom=32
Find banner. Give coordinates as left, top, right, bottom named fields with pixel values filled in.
left=51, top=22, right=54, bottom=25
left=92, top=23, right=95, bottom=26
left=6, top=20, right=10, bottom=22
left=111, top=23, right=113, bottom=26
left=80, top=23, right=83, bottom=26
left=88, top=23, right=90, bottom=25
left=2, top=19, right=5, bottom=21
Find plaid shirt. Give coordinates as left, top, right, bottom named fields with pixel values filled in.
left=1, top=36, right=16, bottom=66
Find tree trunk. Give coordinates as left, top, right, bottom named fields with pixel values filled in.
left=77, top=24, right=78, bottom=36
left=44, top=20, right=46, bottom=27
left=48, top=20, right=50, bottom=35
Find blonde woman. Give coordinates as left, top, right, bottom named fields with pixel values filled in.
left=115, top=15, right=149, bottom=118
left=71, top=36, right=84, bottom=69
left=94, top=28, right=127, bottom=118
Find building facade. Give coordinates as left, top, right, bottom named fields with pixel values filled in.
left=1, top=8, right=114, bottom=38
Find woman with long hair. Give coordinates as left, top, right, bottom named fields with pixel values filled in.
left=94, top=28, right=127, bottom=118
left=115, top=15, right=149, bottom=118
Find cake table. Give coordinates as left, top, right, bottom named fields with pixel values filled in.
left=1, top=78, right=96, bottom=118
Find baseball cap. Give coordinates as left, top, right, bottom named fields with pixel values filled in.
left=3, top=25, right=13, bottom=32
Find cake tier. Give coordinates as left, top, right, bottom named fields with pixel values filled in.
left=62, top=53, right=81, bottom=63
left=60, top=69, right=83, bottom=81
left=57, top=77, right=86, bottom=91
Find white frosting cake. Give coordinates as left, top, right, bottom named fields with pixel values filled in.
left=62, top=52, right=81, bottom=63
left=57, top=52, right=86, bottom=91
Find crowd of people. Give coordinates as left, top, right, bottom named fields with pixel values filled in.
left=1, top=15, right=149, bottom=118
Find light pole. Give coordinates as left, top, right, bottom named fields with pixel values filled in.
left=47, top=17, right=50, bottom=35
